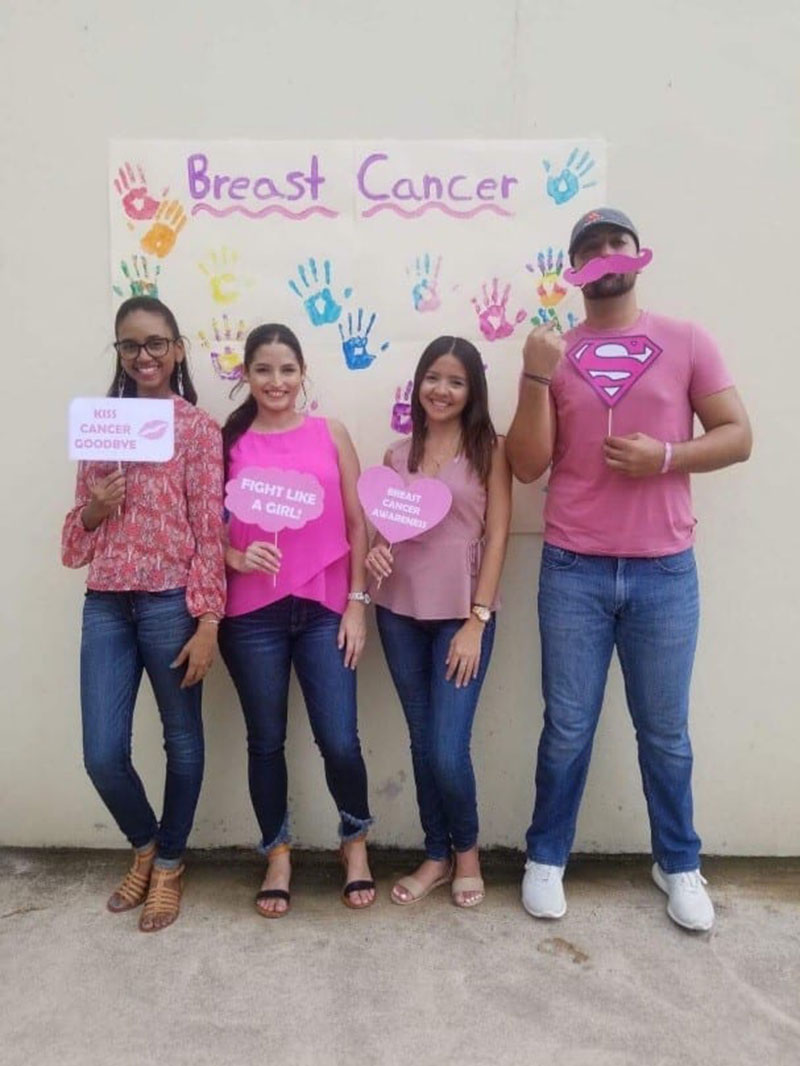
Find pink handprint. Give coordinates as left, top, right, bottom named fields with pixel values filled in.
left=391, top=380, right=413, bottom=434
left=114, top=162, right=161, bottom=222
left=471, top=279, right=527, bottom=342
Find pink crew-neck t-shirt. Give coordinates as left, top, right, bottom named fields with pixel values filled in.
left=543, top=311, right=734, bottom=557
left=372, top=439, right=496, bottom=621
left=225, top=417, right=350, bottom=618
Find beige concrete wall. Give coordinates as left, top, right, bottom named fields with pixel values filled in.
left=2, top=0, right=798, bottom=854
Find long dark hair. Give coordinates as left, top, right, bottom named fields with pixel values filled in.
left=109, top=296, right=197, bottom=405
left=408, top=336, right=497, bottom=484
left=221, top=324, right=305, bottom=471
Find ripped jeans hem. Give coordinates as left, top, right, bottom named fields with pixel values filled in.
left=338, top=811, right=375, bottom=842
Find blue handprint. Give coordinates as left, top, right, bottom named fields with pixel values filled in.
left=530, top=307, right=559, bottom=328
left=288, top=258, right=353, bottom=327
left=542, top=148, right=598, bottom=206
left=409, top=253, right=442, bottom=312
left=338, top=308, right=390, bottom=371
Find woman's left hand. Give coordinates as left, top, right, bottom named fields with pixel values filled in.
left=445, top=619, right=484, bottom=688
left=338, top=602, right=367, bottom=670
left=171, top=621, right=218, bottom=688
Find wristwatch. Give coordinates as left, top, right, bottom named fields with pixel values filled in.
left=471, top=603, right=491, bottom=624
left=348, top=591, right=372, bottom=605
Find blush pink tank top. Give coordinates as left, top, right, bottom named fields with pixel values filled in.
left=225, top=417, right=350, bottom=618
left=372, top=439, right=495, bottom=621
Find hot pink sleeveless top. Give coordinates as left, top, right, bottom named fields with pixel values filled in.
left=225, top=417, right=350, bottom=618
left=372, top=439, right=496, bottom=621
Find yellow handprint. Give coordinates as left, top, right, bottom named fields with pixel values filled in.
left=199, top=315, right=248, bottom=381
left=526, top=247, right=568, bottom=309
left=140, top=199, right=187, bottom=258
left=198, top=247, right=250, bottom=306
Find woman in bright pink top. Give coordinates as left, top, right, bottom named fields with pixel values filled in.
left=366, top=336, right=511, bottom=909
left=219, top=324, right=375, bottom=917
left=61, top=296, right=225, bottom=934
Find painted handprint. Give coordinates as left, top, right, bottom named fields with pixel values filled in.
left=289, top=258, right=352, bottom=327
left=198, top=315, right=247, bottom=381
left=471, top=279, right=527, bottom=342
left=391, top=381, right=413, bottom=434
left=113, top=162, right=162, bottom=222
left=543, top=148, right=598, bottom=206
left=409, top=253, right=442, bottom=312
left=526, top=247, right=567, bottom=309
left=338, top=308, right=390, bottom=371
left=112, top=255, right=160, bottom=299
left=530, top=307, right=559, bottom=329
left=198, top=247, right=251, bottom=306
left=140, top=199, right=187, bottom=258
left=529, top=307, right=580, bottom=332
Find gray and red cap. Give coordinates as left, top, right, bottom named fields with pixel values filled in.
left=568, top=208, right=640, bottom=264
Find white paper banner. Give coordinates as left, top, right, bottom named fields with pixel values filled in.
left=69, top=397, right=175, bottom=462
left=109, top=141, right=607, bottom=528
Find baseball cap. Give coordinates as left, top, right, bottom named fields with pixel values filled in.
left=568, top=208, right=640, bottom=263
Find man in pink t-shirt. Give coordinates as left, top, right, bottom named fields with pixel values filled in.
left=507, top=208, right=752, bottom=932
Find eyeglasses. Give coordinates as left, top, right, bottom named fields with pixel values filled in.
left=114, top=337, right=175, bottom=361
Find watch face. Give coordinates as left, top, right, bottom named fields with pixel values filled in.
left=472, top=605, right=490, bottom=623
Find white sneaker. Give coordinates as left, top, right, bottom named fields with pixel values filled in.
left=652, top=863, right=715, bottom=931
left=521, top=861, right=566, bottom=919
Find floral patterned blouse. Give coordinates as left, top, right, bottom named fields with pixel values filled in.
left=61, top=397, right=226, bottom=618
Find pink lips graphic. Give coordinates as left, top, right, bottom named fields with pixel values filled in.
left=138, top=420, right=169, bottom=440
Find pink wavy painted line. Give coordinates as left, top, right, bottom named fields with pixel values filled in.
left=190, top=203, right=340, bottom=220
left=361, top=202, right=514, bottom=220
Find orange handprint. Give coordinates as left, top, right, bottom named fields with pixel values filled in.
left=526, top=247, right=568, bottom=309
left=141, top=200, right=187, bottom=258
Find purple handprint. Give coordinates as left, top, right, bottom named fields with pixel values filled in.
left=391, top=380, right=413, bottom=434
left=471, top=279, right=527, bottom=342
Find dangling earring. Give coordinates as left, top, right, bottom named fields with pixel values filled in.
left=177, top=363, right=185, bottom=398
left=298, top=380, right=308, bottom=412
left=117, top=368, right=126, bottom=398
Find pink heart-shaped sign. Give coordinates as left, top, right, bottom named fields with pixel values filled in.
left=357, top=466, right=453, bottom=544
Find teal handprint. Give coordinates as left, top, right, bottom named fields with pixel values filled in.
left=530, top=307, right=559, bottom=329
left=289, top=258, right=352, bottom=327
left=113, top=255, right=161, bottom=299
left=339, top=308, right=389, bottom=371
left=409, top=253, right=442, bottom=312
left=543, top=148, right=597, bottom=205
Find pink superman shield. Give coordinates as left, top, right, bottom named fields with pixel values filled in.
left=566, top=335, right=663, bottom=408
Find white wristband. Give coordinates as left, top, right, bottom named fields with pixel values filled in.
left=660, top=441, right=673, bottom=474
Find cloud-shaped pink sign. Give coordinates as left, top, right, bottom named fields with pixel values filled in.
left=225, top=466, right=325, bottom=533
left=358, top=466, right=452, bottom=544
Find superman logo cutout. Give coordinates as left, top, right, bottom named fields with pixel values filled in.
left=566, top=335, right=663, bottom=408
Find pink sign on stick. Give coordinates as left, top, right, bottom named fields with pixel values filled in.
left=358, top=466, right=452, bottom=544
left=225, top=466, right=325, bottom=532
left=566, top=335, right=663, bottom=409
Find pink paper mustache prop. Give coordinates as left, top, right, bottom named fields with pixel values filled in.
left=564, top=248, right=653, bottom=287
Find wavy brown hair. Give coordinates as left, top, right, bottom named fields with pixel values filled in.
left=408, top=336, right=496, bottom=484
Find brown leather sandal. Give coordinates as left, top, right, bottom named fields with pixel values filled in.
left=139, top=863, right=185, bottom=932
left=107, top=844, right=156, bottom=913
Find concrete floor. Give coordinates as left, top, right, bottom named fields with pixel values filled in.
left=0, top=849, right=798, bottom=1066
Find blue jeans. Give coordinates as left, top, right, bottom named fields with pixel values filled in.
left=219, top=596, right=372, bottom=851
left=376, top=606, right=496, bottom=860
left=80, top=589, right=204, bottom=861
left=526, top=544, right=702, bottom=873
